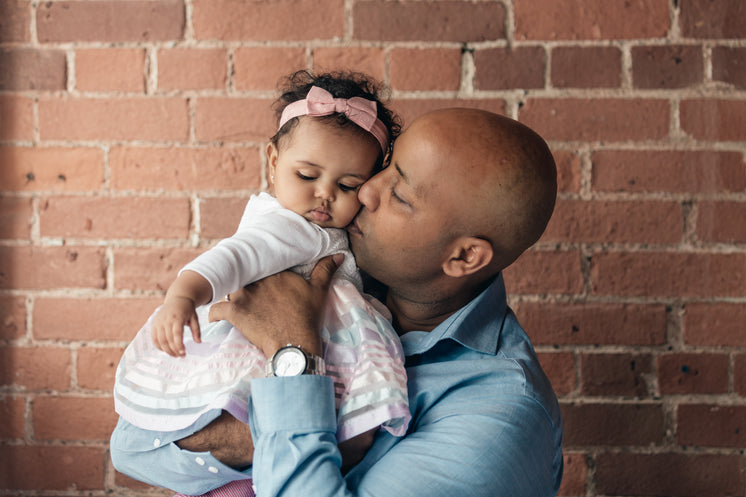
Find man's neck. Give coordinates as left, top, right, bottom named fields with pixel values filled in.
left=385, top=285, right=482, bottom=334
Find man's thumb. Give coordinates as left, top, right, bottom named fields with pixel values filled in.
left=310, top=254, right=342, bottom=288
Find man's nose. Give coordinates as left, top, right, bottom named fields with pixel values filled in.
left=357, top=176, right=380, bottom=211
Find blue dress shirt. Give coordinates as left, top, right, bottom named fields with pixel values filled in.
left=111, top=274, right=563, bottom=496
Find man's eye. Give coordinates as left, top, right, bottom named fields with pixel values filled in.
left=391, top=188, right=409, bottom=205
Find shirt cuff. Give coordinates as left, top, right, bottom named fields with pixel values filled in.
left=251, top=375, right=337, bottom=434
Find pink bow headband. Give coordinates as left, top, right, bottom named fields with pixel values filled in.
left=279, top=86, right=389, bottom=154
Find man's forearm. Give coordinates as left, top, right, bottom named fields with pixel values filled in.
left=176, top=411, right=255, bottom=468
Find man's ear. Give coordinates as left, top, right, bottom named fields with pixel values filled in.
left=442, top=237, right=494, bottom=277
left=266, top=142, right=278, bottom=184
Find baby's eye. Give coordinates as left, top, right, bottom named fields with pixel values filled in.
left=339, top=183, right=360, bottom=193
left=297, top=172, right=316, bottom=181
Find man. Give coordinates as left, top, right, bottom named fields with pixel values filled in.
left=111, top=108, right=563, bottom=496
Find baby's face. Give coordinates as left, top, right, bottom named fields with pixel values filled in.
left=268, top=118, right=380, bottom=229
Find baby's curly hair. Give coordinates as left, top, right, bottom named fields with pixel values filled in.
left=270, top=70, right=401, bottom=170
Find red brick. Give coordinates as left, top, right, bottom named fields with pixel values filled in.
left=0, top=95, right=34, bottom=141
left=37, top=0, right=184, bottom=42
left=519, top=98, right=669, bottom=142
left=543, top=199, right=682, bottom=244
left=503, top=250, right=583, bottom=295
left=736, top=354, right=746, bottom=396
left=0, top=346, right=71, bottom=390
left=536, top=352, right=575, bottom=396
left=0, top=196, right=32, bottom=239
left=591, top=252, right=746, bottom=298
left=0, top=395, right=26, bottom=439
left=200, top=197, right=252, bottom=239
left=681, top=99, right=746, bottom=141
left=551, top=46, right=621, bottom=88
left=0, top=48, right=67, bottom=91
left=115, top=469, right=160, bottom=490
left=39, top=97, right=189, bottom=142
left=312, top=48, right=386, bottom=82
left=0, top=445, right=104, bottom=490
left=158, top=48, right=228, bottom=91
left=39, top=196, right=191, bottom=239
left=557, top=452, right=587, bottom=496
left=474, top=47, right=545, bottom=90
left=712, top=46, right=746, bottom=89
left=0, top=0, right=31, bottom=42
left=552, top=150, right=581, bottom=194
left=234, top=47, right=307, bottom=90
left=33, top=396, right=117, bottom=441
left=77, top=346, right=127, bottom=391
left=684, top=302, right=746, bottom=347
left=561, top=402, right=664, bottom=446
left=514, top=302, right=667, bottom=346
left=595, top=452, right=744, bottom=497
left=0, top=296, right=26, bottom=340
left=515, top=0, right=669, bottom=40
left=697, top=201, right=746, bottom=243
left=390, top=48, right=462, bottom=91
left=0, top=146, right=105, bottom=192
left=110, top=146, right=262, bottom=192
left=677, top=404, right=746, bottom=448
left=680, top=0, right=746, bottom=39
left=353, top=0, right=505, bottom=42
left=632, top=45, right=703, bottom=89
left=0, top=246, right=106, bottom=290
left=658, top=353, right=729, bottom=395
left=391, top=98, right=506, bottom=130
left=76, top=48, right=146, bottom=93
left=193, top=0, right=343, bottom=40
left=195, top=98, right=275, bottom=142
left=113, top=247, right=203, bottom=292
left=592, top=150, right=746, bottom=194
left=580, top=353, right=652, bottom=397
left=34, top=297, right=161, bottom=341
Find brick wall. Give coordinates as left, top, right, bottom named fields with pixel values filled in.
left=1, top=1, right=744, bottom=496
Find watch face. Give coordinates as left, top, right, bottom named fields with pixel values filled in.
left=273, top=347, right=307, bottom=376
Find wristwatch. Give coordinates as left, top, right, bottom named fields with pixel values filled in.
left=266, top=345, right=326, bottom=377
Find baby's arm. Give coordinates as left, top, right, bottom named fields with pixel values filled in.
left=152, top=270, right=213, bottom=357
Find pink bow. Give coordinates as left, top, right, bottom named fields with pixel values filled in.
left=279, top=86, right=389, bottom=154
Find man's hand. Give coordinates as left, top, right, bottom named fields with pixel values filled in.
left=208, top=254, right=342, bottom=359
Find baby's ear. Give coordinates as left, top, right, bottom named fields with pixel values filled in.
left=266, top=142, right=278, bottom=182
left=442, top=237, right=493, bottom=278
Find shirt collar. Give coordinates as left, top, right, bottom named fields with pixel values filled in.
left=399, top=273, right=508, bottom=357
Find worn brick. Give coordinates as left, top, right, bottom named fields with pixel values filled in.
left=680, top=0, right=746, bottom=39
left=514, top=302, right=667, bottom=346
left=312, top=48, right=385, bottom=82
left=0, top=95, right=34, bottom=141
left=712, top=46, right=746, bottom=89
left=37, top=0, right=184, bottom=42
left=0, top=296, right=26, bottom=340
left=591, top=150, right=746, bottom=194
left=543, top=199, right=682, bottom=244
left=39, top=97, right=189, bottom=142
left=353, top=0, right=505, bottom=42
left=234, top=47, right=307, bottom=90
left=390, top=48, right=462, bottom=91
left=33, top=396, right=116, bottom=441
left=0, top=0, right=31, bottom=42
left=552, top=150, right=581, bottom=193
left=677, top=404, right=746, bottom=448
left=519, top=98, right=669, bottom=142
left=632, top=45, right=703, bottom=89
left=681, top=99, right=746, bottom=141
left=0, top=445, right=104, bottom=490
left=76, top=48, right=146, bottom=93
left=474, top=47, right=545, bottom=90
left=0, top=146, right=105, bottom=192
left=77, top=346, right=127, bottom=391
left=561, top=402, right=664, bottom=447
left=580, top=353, right=652, bottom=398
left=0, top=246, right=106, bottom=290
left=658, top=353, right=729, bottom=395
left=557, top=452, right=587, bottom=496
left=515, top=0, right=669, bottom=40
left=0, top=346, right=71, bottom=390
left=591, top=252, right=746, bottom=298
left=34, top=297, right=160, bottom=342
left=596, top=452, right=744, bottom=496
left=551, top=46, right=621, bottom=88
left=536, top=352, right=575, bottom=396
left=200, top=197, right=251, bottom=239
left=39, top=196, right=191, bottom=239
left=110, top=146, right=262, bottom=192
left=0, top=49, right=67, bottom=91
left=113, top=247, right=203, bottom=292
left=195, top=98, right=275, bottom=143
left=0, top=196, right=32, bottom=240
left=158, top=48, right=228, bottom=91
left=736, top=354, right=746, bottom=397
left=697, top=201, right=746, bottom=243
left=391, top=98, right=506, bottom=130
left=684, top=302, right=746, bottom=347
left=503, top=250, right=583, bottom=295
left=193, top=0, right=343, bottom=40
left=0, top=395, right=25, bottom=439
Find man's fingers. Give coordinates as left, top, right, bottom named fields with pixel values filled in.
left=309, top=254, right=341, bottom=290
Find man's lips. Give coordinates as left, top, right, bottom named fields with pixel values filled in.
left=347, top=219, right=362, bottom=236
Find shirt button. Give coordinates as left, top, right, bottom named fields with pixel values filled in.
left=208, top=466, right=218, bottom=474
left=195, top=457, right=205, bottom=466
left=153, top=438, right=161, bottom=448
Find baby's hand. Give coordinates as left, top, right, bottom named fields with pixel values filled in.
left=152, top=297, right=201, bottom=357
